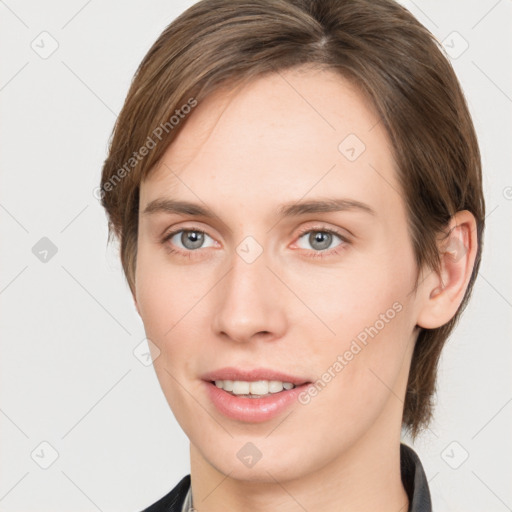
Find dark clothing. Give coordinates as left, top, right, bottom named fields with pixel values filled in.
left=141, top=474, right=190, bottom=512
left=141, top=443, right=432, bottom=511
left=400, top=443, right=433, bottom=511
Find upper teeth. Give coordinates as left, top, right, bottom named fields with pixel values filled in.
left=214, top=380, right=296, bottom=395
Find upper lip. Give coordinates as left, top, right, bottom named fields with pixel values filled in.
left=201, top=367, right=311, bottom=385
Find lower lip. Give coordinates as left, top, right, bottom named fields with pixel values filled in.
left=204, top=381, right=310, bottom=423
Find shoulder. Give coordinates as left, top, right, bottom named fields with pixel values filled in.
left=140, top=474, right=191, bottom=512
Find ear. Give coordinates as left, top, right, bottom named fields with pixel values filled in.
left=416, top=210, right=478, bottom=329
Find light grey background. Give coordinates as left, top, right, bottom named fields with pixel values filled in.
left=0, top=1, right=511, bottom=511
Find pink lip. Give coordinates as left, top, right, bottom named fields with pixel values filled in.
left=203, top=381, right=311, bottom=422
left=201, top=367, right=312, bottom=423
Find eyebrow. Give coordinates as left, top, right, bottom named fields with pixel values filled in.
left=142, top=197, right=376, bottom=220
left=276, top=198, right=375, bottom=217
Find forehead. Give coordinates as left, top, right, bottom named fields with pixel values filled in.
left=140, top=66, right=402, bottom=218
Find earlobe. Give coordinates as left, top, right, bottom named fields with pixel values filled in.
left=416, top=210, right=478, bottom=329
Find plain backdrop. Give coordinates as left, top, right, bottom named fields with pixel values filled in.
left=0, top=1, right=511, bottom=511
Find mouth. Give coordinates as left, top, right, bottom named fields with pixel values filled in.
left=201, top=369, right=313, bottom=422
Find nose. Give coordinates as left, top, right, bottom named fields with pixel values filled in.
left=212, top=245, right=287, bottom=344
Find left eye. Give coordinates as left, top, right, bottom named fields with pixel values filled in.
left=296, top=230, right=344, bottom=252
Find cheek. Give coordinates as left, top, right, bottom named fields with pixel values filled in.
left=289, top=250, right=416, bottom=415
left=134, top=245, right=216, bottom=395
left=135, top=259, right=172, bottom=343
left=292, top=300, right=414, bottom=458
left=135, top=243, right=205, bottom=339
left=135, top=248, right=205, bottom=429
left=281, top=247, right=415, bottom=343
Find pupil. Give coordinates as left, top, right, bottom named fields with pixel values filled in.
left=183, top=231, right=203, bottom=249
left=311, top=231, right=331, bottom=250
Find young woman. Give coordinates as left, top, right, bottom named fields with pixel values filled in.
left=99, top=1, right=485, bottom=510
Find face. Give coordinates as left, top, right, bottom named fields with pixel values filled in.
left=135, top=66, right=422, bottom=483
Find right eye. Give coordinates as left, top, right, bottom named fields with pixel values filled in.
left=162, top=228, right=218, bottom=254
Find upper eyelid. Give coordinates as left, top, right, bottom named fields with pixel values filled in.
left=296, top=225, right=348, bottom=238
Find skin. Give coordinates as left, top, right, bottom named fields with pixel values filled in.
left=134, top=65, right=477, bottom=512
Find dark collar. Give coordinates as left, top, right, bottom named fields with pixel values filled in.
left=400, top=443, right=433, bottom=512
left=141, top=443, right=432, bottom=511
left=141, top=474, right=190, bottom=512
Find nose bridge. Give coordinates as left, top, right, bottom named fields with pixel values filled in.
left=213, top=238, right=285, bottom=343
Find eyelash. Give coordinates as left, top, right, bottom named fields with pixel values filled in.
left=161, top=225, right=349, bottom=260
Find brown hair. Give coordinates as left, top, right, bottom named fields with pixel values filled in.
left=100, top=0, right=485, bottom=437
